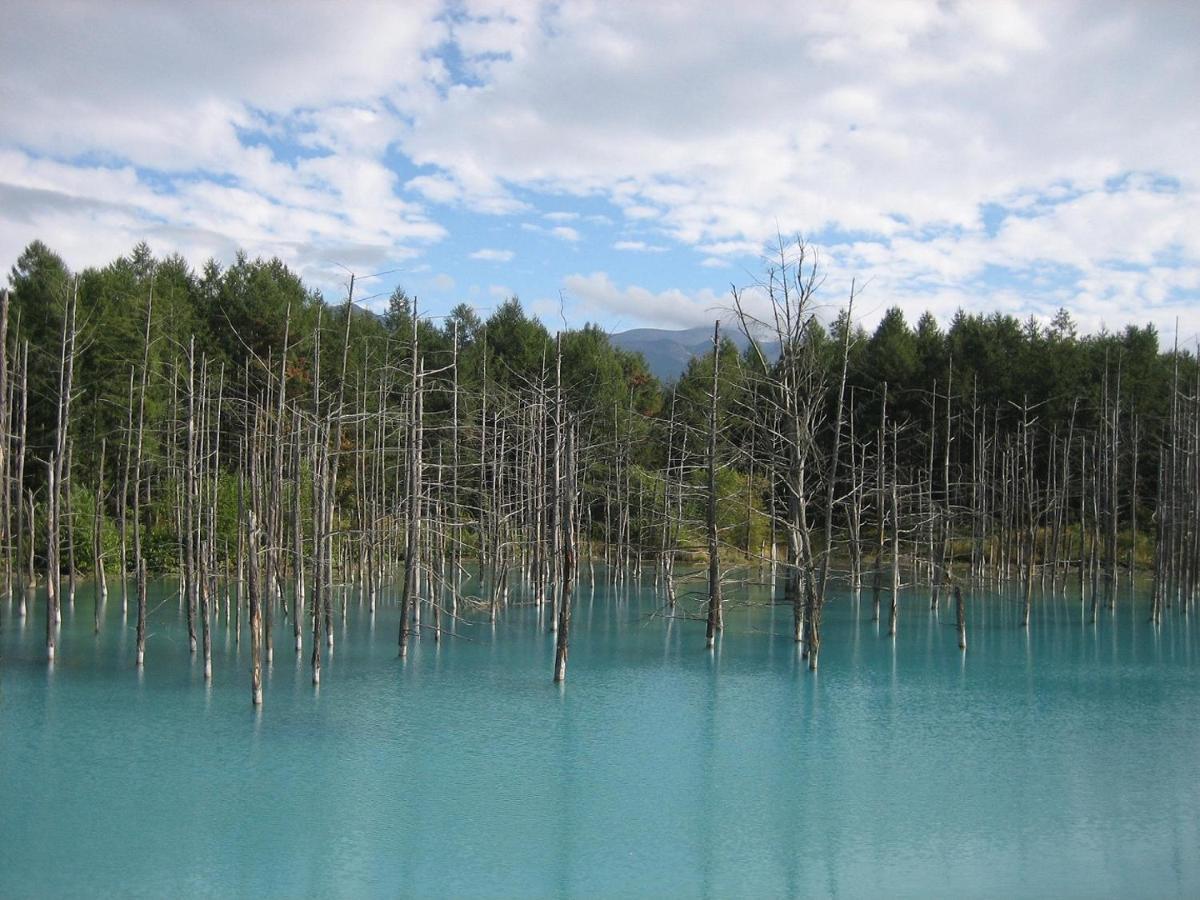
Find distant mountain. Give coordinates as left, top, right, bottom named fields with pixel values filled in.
left=610, top=325, right=778, bottom=382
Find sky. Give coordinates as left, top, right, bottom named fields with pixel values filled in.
left=1, top=1, right=1198, bottom=341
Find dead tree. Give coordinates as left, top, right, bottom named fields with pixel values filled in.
left=248, top=506, right=263, bottom=706
left=553, top=422, right=576, bottom=682
left=93, top=438, right=107, bottom=633
left=811, top=287, right=854, bottom=670
left=732, top=237, right=829, bottom=650
left=888, top=421, right=901, bottom=637
left=705, top=321, right=723, bottom=650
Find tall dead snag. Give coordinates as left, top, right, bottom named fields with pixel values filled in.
left=450, top=322, right=461, bottom=614
left=257, top=404, right=274, bottom=665
left=1128, top=413, right=1138, bottom=584
left=1050, top=400, right=1077, bottom=593
left=248, top=506, right=263, bottom=706
left=269, top=307, right=291, bottom=641
left=1020, top=397, right=1036, bottom=629
left=955, top=581, right=966, bottom=651
left=888, top=422, right=901, bottom=637
left=398, top=330, right=423, bottom=659
left=93, top=438, right=107, bottom=633
left=201, top=359, right=219, bottom=679
left=132, top=285, right=152, bottom=656
left=291, top=406, right=304, bottom=652
left=65, top=442, right=77, bottom=607
left=553, top=422, right=576, bottom=682
left=660, top=391, right=679, bottom=608
left=1106, top=356, right=1121, bottom=610
left=307, top=284, right=351, bottom=676
left=46, top=278, right=78, bottom=659
left=45, top=457, right=57, bottom=660
left=118, top=368, right=132, bottom=613
left=705, top=321, right=723, bottom=650
left=309, top=310, right=325, bottom=684
left=136, top=557, right=146, bottom=667
left=932, top=365, right=953, bottom=610
left=310, top=426, right=326, bottom=685
left=732, top=237, right=828, bottom=650
left=811, top=287, right=854, bottom=670
left=1089, top=439, right=1102, bottom=622
left=547, top=334, right=563, bottom=632
left=184, top=338, right=198, bottom=653
left=16, top=343, right=29, bottom=617
left=871, top=384, right=888, bottom=622
left=845, top=389, right=865, bottom=601
left=0, top=289, right=9, bottom=605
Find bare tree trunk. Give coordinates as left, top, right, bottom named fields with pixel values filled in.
left=705, top=321, right=722, bottom=650
left=184, top=338, right=198, bottom=653
left=16, top=344, right=29, bottom=617
left=118, top=368, right=132, bottom=614
left=554, top=423, right=576, bottom=682
left=549, top=336, right=563, bottom=629
left=132, top=287, right=152, bottom=638
left=398, top=348, right=423, bottom=657
left=955, top=583, right=966, bottom=651
left=291, top=406, right=304, bottom=652
left=248, top=506, right=262, bottom=706
left=1020, top=398, right=1035, bottom=628
left=93, top=438, right=107, bottom=633
left=136, top=557, right=146, bottom=667
left=1107, top=357, right=1121, bottom=609
left=812, top=288, right=854, bottom=669
left=66, top=442, right=76, bottom=608
left=46, top=457, right=57, bottom=660
left=661, top=390, right=678, bottom=608
left=0, top=289, right=9, bottom=605
left=872, top=384, right=888, bottom=622
left=888, top=422, right=901, bottom=637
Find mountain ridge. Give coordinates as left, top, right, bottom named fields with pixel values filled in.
left=610, top=324, right=778, bottom=382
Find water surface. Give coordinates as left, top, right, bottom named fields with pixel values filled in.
left=1, top=576, right=1198, bottom=898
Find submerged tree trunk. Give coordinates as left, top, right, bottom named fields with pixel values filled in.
left=872, top=384, right=888, bottom=623
left=554, top=424, right=576, bottom=683
left=398, top=352, right=423, bottom=659
left=888, top=423, right=901, bottom=637
left=705, top=321, right=722, bottom=650
left=248, top=507, right=263, bottom=707
left=955, top=583, right=966, bottom=651
left=46, top=457, right=57, bottom=661
left=812, top=287, right=854, bottom=669
left=93, top=439, right=108, bottom=633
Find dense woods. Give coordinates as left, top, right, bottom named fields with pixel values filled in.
left=4, top=236, right=1197, bottom=691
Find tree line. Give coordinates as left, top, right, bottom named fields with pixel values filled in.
left=3, top=236, right=1196, bottom=693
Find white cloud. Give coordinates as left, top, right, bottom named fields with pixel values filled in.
left=2, top=1, right=1198, bottom=335
left=0, top=2, right=450, bottom=292
left=0, top=3, right=443, bottom=170
left=521, top=221, right=582, bottom=242
left=563, top=272, right=729, bottom=330
left=623, top=205, right=661, bottom=221
left=398, top=1, right=1199, bottom=330
left=614, top=240, right=666, bottom=252
left=0, top=148, right=440, bottom=288
left=470, top=248, right=515, bottom=262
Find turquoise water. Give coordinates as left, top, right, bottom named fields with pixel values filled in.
left=1, top=575, right=1198, bottom=898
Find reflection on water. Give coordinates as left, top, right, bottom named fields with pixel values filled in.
left=1, top=573, right=1198, bottom=898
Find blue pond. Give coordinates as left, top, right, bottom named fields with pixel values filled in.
left=1, top=575, right=1198, bottom=898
